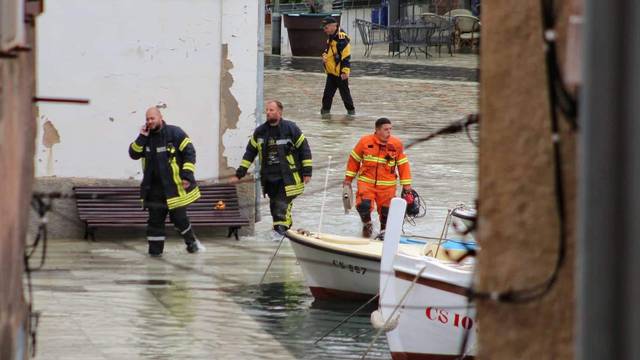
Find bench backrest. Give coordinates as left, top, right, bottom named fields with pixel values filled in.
left=73, top=184, right=245, bottom=220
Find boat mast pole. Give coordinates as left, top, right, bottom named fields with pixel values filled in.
left=317, top=156, right=332, bottom=237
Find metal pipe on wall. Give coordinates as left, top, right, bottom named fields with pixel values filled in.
left=578, top=0, right=640, bottom=359
left=389, top=0, right=399, bottom=24
left=271, top=0, right=281, bottom=55
left=255, top=0, right=266, bottom=222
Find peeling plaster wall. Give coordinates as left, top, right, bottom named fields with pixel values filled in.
left=36, top=0, right=224, bottom=180
left=220, top=1, right=260, bottom=177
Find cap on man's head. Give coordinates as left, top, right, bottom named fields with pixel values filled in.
left=321, top=16, right=338, bottom=28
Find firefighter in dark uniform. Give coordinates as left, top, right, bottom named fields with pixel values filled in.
left=128, top=107, right=204, bottom=256
left=231, top=100, right=312, bottom=235
left=320, top=16, right=355, bottom=116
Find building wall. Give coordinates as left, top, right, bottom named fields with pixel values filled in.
left=477, top=0, right=576, bottom=358
left=220, top=0, right=261, bottom=177
left=36, top=0, right=259, bottom=181
left=0, top=6, right=38, bottom=358
left=34, top=0, right=260, bottom=238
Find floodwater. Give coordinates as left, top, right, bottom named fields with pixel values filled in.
left=30, top=57, right=478, bottom=359
left=265, top=54, right=479, bottom=82
left=258, top=58, right=478, bottom=240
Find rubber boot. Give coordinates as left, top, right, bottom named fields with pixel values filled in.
left=148, top=241, right=164, bottom=257
left=362, top=222, right=373, bottom=238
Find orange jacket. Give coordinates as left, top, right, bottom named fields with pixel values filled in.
left=345, top=134, right=411, bottom=187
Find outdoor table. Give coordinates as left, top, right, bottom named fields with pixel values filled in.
left=388, top=24, right=437, bottom=58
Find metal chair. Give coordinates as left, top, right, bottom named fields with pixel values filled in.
left=354, top=18, right=388, bottom=57
left=422, top=14, right=455, bottom=56
left=455, top=15, right=481, bottom=50
left=444, top=8, right=473, bottom=17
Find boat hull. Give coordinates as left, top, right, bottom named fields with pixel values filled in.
left=288, top=235, right=380, bottom=300
left=383, top=255, right=476, bottom=358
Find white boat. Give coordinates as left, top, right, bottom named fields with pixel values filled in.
left=285, top=208, right=474, bottom=301
left=375, top=198, right=477, bottom=359
left=285, top=230, right=428, bottom=300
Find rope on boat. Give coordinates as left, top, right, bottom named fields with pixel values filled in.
left=361, top=265, right=428, bottom=359
left=258, top=233, right=286, bottom=286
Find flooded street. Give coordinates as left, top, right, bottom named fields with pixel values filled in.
left=257, top=64, right=478, bottom=240
left=31, top=239, right=390, bottom=360
left=31, top=58, right=477, bottom=359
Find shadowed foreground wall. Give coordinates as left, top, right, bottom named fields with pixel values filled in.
left=0, top=16, right=37, bottom=360
left=477, top=0, right=577, bottom=358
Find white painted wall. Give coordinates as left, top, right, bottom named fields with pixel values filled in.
left=36, top=0, right=259, bottom=181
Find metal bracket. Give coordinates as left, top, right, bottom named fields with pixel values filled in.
left=33, top=97, right=90, bottom=104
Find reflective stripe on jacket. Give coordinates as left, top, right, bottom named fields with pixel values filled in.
left=323, top=30, right=351, bottom=76
left=236, top=119, right=312, bottom=198
left=128, top=123, right=200, bottom=209
left=345, top=134, right=411, bottom=187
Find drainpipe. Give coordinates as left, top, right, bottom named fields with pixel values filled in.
left=388, top=0, right=399, bottom=24
left=271, top=0, right=281, bottom=55
left=255, top=0, right=266, bottom=222
left=578, top=0, right=640, bottom=359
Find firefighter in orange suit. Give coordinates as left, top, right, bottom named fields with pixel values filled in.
left=343, top=118, right=412, bottom=238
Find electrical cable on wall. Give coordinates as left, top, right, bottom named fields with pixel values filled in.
left=460, top=0, right=578, bottom=307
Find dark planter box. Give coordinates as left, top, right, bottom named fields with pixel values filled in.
left=283, top=13, right=341, bottom=57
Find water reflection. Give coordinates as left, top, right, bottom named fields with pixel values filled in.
left=231, top=281, right=391, bottom=359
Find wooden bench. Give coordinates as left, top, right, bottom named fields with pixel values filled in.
left=73, top=184, right=249, bottom=240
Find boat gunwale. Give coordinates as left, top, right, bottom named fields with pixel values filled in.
left=286, top=232, right=381, bottom=262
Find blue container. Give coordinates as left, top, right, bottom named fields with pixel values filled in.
left=371, top=8, right=381, bottom=25
left=371, top=5, right=389, bottom=27
left=380, top=5, right=388, bottom=26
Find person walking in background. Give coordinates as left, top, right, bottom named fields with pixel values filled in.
left=128, top=107, right=205, bottom=256
left=232, top=100, right=312, bottom=237
left=344, top=117, right=412, bottom=238
left=320, top=16, right=356, bottom=116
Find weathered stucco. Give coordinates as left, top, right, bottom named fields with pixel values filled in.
left=36, top=0, right=224, bottom=180
left=218, top=43, right=242, bottom=178
left=477, top=0, right=576, bottom=358
left=219, top=0, right=260, bottom=177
